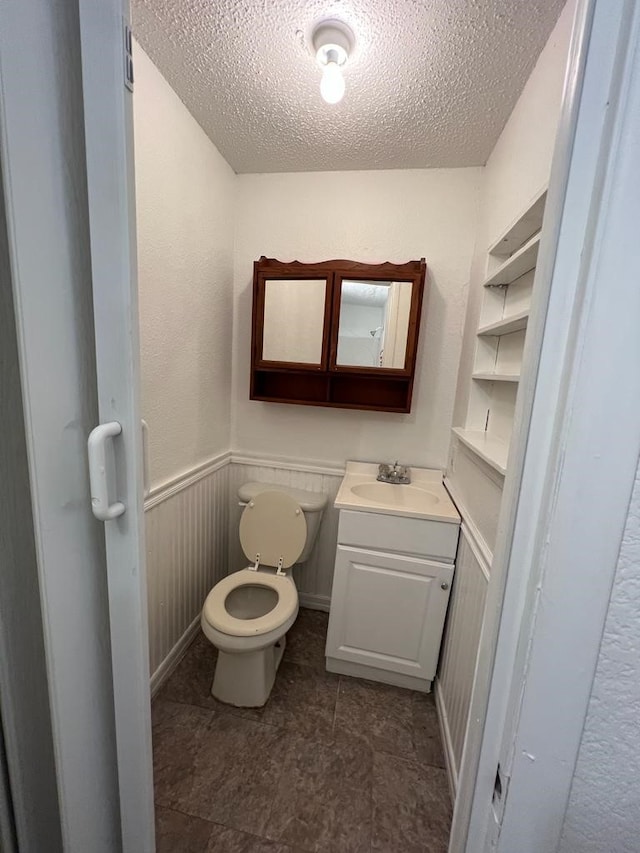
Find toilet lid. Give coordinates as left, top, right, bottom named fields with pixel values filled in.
left=239, top=490, right=307, bottom=569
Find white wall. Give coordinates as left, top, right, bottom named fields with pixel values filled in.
left=232, top=168, right=482, bottom=468
left=133, top=44, right=236, bottom=488
left=559, top=462, right=640, bottom=852
left=133, top=46, right=237, bottom=684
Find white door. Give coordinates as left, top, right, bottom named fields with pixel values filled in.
left=78, top=2, right=155, bottom=850
left=0, top=1, right=154, bottom=850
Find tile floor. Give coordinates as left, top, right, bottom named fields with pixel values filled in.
left=153, top=608, right=452, bottom=852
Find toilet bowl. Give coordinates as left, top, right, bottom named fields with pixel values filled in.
left=201, top=485, right=326, bottom=708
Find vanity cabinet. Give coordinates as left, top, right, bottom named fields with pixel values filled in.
left=325, top=509, right=458, bottom=692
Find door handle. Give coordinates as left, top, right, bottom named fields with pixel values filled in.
left=88, top=421, right=125, bottom=521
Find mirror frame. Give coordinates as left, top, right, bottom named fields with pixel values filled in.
left=250, top=256, right=427, bottom=413
left=254, top=267, right=333, bottom=370
left=330, top=275, right=421, bottom=375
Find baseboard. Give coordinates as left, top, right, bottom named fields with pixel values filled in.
left=150, top=615, right=201, bottom=697
left=435, top=677, right=458, bottom=802
left=298, top=593, right=331, bottom=612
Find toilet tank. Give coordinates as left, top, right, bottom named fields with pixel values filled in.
left=237, top=482, right=327, bottom=563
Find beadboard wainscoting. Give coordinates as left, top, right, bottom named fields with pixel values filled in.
left=435, top=520, right=490, bottom=796
left=145, top=454, right=231, bottom=691
left=447, top=435, right=504, bottom=555
left=228, top=455, right=344, bottom=610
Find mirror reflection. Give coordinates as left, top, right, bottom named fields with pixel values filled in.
left=262, top=278, right=327, bottom=364
left=336, top=279, right=413, bottom=368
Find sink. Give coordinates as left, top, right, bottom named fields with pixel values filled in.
left=334, top=461, right=460, bottom=523
left=350, top=482, right=440, bottom=508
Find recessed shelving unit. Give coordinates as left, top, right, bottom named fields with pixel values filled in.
left=477, top=310, right=529, bottom=337
left=452, top=428, right=509, bottom=476
left=483, top=232, right=540, bottom=287
left=488, top=189, right=547, bottom=257
left=455, top=188, right=547, bottom=476
left=472, top=372, right=521, bottom=383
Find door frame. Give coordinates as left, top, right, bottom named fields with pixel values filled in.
left=452, top=0, right=640, bottom=849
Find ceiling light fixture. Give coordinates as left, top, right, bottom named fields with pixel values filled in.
left=312, top=20, right=354, bottom=105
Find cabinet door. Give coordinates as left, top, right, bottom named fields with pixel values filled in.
left=326, top=545, right=454, bottom=681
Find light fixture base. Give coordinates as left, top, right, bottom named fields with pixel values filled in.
left=312, top=19, right=354, bottom=67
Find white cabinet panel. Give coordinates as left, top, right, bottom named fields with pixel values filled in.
left=326, top=545, right=454, bottom=685
left=338, top=509, right=459, bottom=561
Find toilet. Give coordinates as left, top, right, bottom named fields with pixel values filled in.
left=201, top=483, right=327, bottom=708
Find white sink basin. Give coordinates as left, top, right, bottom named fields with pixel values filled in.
left=334, top=461, right=460, bottom=523
left=350, top=482, right=440, bottom=508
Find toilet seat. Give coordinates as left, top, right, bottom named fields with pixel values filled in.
left=202, top=569, right=298, bottom=637
left=239, top=490, right=307, bottom=570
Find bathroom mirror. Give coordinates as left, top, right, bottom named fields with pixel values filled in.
left=262, top=278, right=327, bottom=365
left=251, top=257, right=427, bottom=412
left=336, top=279, right=413, bottom=369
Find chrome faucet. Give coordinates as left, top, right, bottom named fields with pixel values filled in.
left=377, top=461, right=411, bottom=485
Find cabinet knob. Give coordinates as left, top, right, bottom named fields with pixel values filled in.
left=440, top=582, right=449, bottom=591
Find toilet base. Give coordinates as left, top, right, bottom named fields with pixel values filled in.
left=211, top=635, right=286, bottom=708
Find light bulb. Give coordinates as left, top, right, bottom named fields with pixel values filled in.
left=320, top=61, right=345, bottom=104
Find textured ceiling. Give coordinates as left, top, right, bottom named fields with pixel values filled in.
left=132, top=0, right=565, bottom=174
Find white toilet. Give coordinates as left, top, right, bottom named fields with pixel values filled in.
left=201, top=483, right=327, bottom=708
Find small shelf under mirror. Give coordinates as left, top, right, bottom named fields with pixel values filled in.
left=250, top=257, right=427, bottom=412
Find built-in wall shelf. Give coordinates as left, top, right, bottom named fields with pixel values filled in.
left=472, top=372, right=520, bottom=383
left=452, top=428, right=508, bottom=476
left=483, top=233, right=540, bottom=287
left=460, top=187, right=547, bottom=480
left=488, top=188, right=547, bottom=257
left=477, top=311, right=529, bottom=337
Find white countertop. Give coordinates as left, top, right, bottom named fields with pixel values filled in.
left=334, top=461, right=460, bottom=523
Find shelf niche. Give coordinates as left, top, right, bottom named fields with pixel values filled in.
left=458, top=189, right=547, bottom=475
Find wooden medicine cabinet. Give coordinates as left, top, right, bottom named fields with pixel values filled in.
left=250, top=257, right=427, bottom=412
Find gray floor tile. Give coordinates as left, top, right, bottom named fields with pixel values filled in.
left=155, top=633, right=217, bottom=709
left=155, top=806, right=213, bottom=852
left=156, top=701, right=289, bottom=836
left=153, top=701, right=215, bottom=809
left=283, top=608, right=329, bottom=671
left=260, top=661, right=339, bottom=737
left=334, top=675, right=418, bottom=761
left=155, top=806, right=298, bottom=853
left=372, top=752, right=452, bottom=853
left=207, top=821, right=297, bottom=852
left=412, top=692, right=446, bottom=768
left=265, top=734, right=372, bottom=853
